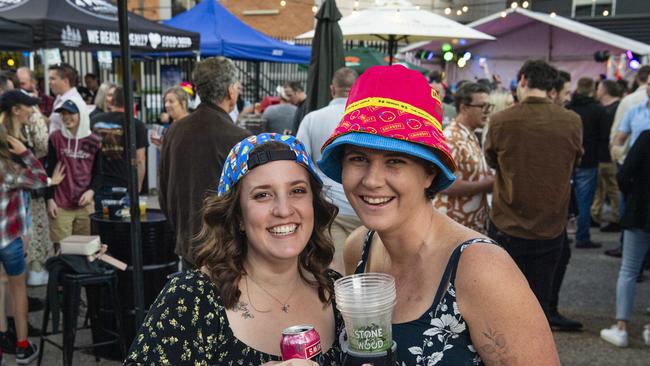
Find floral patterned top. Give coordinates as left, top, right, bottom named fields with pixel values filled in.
left=432, top=121, right=491, bottom=234
left=125, top=269, right=344, bottom=366
left=355, top=231, right=498, bottom=366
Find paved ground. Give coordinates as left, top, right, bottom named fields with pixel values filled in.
left=4, top=227, right=647, bottom=365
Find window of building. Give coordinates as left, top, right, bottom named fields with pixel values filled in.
left=572, top=0, right=615, bottom=17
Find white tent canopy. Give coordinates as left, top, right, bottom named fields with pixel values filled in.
left=469, top=8, right=650, bottom=57
left=297, top=0, right=494, bottom=42
left=404, top=8, right=650, bottom=84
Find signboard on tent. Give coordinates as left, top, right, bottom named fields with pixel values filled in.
left=0, top=0, right=200, bottom=52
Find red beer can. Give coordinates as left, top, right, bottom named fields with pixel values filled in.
left=281, top=324, right=322, bottom=361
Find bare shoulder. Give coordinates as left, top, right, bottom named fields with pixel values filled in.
left=343, top=225, right=369, bottom=276
left=455, top=242, right=522, bottom=292
left=455, top=243, right=559, bottom=365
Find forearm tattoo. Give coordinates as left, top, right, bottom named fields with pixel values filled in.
left=478, top=327, right=517, bottom=366
left=233, top=301, right=254, bottom=319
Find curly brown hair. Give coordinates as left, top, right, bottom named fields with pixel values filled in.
left=194, top=141, right=339, bottom=309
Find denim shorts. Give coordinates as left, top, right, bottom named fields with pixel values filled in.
left=0, top=238, right=26, bottom=276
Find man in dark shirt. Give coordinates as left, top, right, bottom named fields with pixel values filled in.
left=485, top=60, right=583, bottom=325
left=592, top=80, right=623, bottom=232
left=567, top=78, right=607, bottom=248
left=90, top=86, right=149, bottom=210
left=159, top=57, right=250, bottom=269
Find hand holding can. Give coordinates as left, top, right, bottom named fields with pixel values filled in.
left=281, top=325, right=321, bottom=362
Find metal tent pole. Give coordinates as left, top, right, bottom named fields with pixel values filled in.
left=117, top=0, right=145, bottom=328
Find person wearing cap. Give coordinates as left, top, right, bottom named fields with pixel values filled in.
left=126, top=133, right=342, bottom=366
left=263, top=85, right=298, bottom=134
left=45, top=99, right=102, bottom=248
left=1, top=88, right=57, bottom=287
left=0, top=102, right=66, bottom=361
left=318, top=65, right=558, bottom=365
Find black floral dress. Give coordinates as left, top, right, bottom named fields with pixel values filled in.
left=124, top=270, right=344, bottom=365
left=356, top=231, right=498, bottom=366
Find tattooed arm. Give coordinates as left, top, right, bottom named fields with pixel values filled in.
left=455, top=244, right=559, bottom=366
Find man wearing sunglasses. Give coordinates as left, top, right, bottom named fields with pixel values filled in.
left=434, top=82, right=494, bottom=234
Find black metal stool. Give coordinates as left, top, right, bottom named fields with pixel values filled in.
left=37, top=270, right=127, bottom=366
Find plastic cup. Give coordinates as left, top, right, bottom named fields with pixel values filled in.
left=101, top=200, right=111, bottom=218
left=335, top=273, right=396, bottom=353
left=139, top=198, right=147, bottom=218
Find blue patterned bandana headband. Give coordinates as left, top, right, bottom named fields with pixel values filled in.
left=217, top=133, right=322, bottom=196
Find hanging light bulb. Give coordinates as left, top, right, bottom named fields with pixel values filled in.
left=444, top=7, right=452, bottom=15
left=522, top=1, right=529, bottom=8
left=280, top=0, right=286, bottom=6
left=602, top=9, right=609, bottom=16
left=462, top=6, right=468, bottom=12
left=456, top=9, right=462, bottom=15
left=511, top=2, right=518, bottom=9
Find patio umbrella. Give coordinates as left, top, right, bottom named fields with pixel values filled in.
left=304, top=0, right=345, bottom=114
left=297, top=0, right=494, bottom=64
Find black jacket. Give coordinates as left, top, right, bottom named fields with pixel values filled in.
left=598, top=101, right=619, bottom=163
left=618, top=130, right=650, bottom=231
left=158, top=103, right=251, bottom=265
left=567, top=94, right=606, bottom=168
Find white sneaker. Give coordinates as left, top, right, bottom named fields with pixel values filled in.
left=600, top=325, right=629, bottom=347
left=643, top=327, right=650, bottom=346
left=26, top=270, right=49, bottom=286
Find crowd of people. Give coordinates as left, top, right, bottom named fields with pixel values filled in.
left=130, top=55, right=649, bottom=364
left=0, top=63, right=150, bottom=364
left=1, top=54, right=649, bottom=365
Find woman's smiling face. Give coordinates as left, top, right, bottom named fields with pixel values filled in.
left=341, top=146, right=435, bottom=233
left=239, top=160, right=315, bottom=262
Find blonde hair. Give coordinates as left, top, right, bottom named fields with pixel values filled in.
left=94, top=82, right=116, bottom=112
left=163, top=86, right=189, bottom=112
left=489, top=90, right=514, bottom=115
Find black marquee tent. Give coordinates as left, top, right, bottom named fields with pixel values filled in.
left=0, top=0, right=199, bottom=52
left=0, top=16, right=32, bottom=50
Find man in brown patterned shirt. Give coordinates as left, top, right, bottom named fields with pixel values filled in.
left=433, top=82, right=494, bottom=233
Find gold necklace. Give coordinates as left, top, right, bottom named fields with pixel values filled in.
left=246, top=273, right=299, bottom=313
left=244, top=276, right=271, bottom=313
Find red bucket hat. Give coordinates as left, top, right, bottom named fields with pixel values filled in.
left=318, top=65, right=457, bottom=191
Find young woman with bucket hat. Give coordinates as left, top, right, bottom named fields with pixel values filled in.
left=318, top=65, right=559, bottom=365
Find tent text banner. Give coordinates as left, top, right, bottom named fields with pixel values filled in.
left=0, top=0, right=199, bottom=52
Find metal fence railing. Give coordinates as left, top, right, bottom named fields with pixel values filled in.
left=52, top=39, right=396, bottom=124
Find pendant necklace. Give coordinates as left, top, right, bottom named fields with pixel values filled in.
left=246, top=273, right=299, bottom=313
